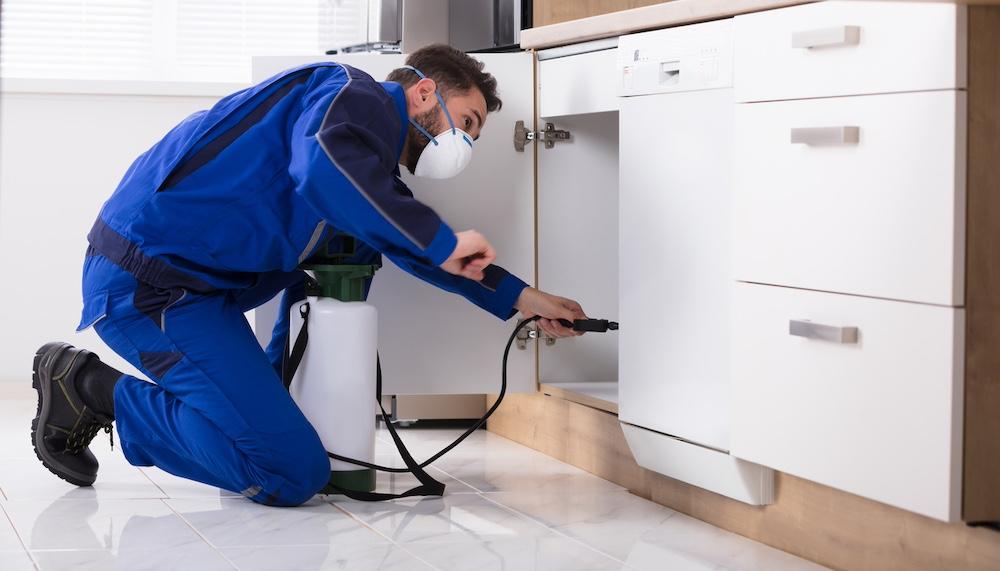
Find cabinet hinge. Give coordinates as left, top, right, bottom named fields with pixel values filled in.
left=513, top=121, right=571, bottom=152
left=515, top=320, right=557, bottom=350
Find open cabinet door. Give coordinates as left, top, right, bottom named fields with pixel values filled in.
left=251, top=53, right=537, bottom=395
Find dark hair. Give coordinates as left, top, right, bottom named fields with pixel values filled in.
left=387, top=44, right=502, bottom=112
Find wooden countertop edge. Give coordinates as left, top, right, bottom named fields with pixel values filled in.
left=521, top=0, right=813, bottom=49
left=520, top=0, right=1000, bottom=50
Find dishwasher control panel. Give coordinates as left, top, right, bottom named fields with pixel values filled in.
left=618, top=18, right=734, bottom=97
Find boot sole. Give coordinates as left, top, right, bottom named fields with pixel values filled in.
left=31, top=342, right=97, bottom=487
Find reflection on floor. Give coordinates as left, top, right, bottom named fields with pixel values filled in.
left=0, top=387, right=828, bottom=570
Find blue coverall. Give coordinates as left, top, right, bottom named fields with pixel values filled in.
left=77, top=63, right=529, bottom=507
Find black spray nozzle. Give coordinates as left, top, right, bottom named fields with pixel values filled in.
left=557, top=318, right=619, bottom=333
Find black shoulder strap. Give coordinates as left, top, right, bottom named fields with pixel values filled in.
left=282, top=303, right=311, bottom=390
left=282, top=302, right=445, bottom=501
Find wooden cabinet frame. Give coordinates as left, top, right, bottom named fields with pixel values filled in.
left=963, top=6, right=1000, bottom=525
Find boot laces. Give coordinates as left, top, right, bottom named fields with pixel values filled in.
left=65, top=419, right=114, bottom=453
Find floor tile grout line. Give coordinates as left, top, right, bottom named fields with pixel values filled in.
left=129, top=467, right=243, bottom=500
left=424, top=464, right=488, bottom=494
left=0, top=496, right=39, bottom=571
left=206, top=546, right=243, bottom=570
left=426, top=466, right=483, bottom=494
left=389, top=541, right=450, bottom=571
left=325, top=498, right=408, bottom=544
left=333, top=488, right=638, bottom=569
left=474, top=491, right=635, bottom=567
left=324, top=498, right=448, bottom=570
left=324, top=497, right=501, bottom=571
left=159, top=498, right=239, bottom=570
left=135, top=467, right=171, bottom=500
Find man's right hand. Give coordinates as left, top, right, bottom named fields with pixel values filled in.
left=514, top=287, right=588, bottom=338
left=440, top=230, right=496, bottom=281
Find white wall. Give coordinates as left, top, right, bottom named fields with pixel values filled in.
left=0, top=87, right=226, bottom=382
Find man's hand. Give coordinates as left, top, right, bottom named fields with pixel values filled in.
left=440, top=230, right=496, bottom=281
left=515, top=288, right=587, bottom=338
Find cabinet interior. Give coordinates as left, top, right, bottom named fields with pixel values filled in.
left=536, top=109, right=620, bottom=411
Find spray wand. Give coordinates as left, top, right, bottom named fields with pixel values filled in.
left=557, top=318, right=619, bottom=333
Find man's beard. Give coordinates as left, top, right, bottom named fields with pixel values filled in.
left=402, top=108, right=443, bottom=175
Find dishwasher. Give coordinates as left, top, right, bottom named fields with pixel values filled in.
left=617, top=19, right=772, bottom=505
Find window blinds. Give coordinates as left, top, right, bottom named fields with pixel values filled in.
left=0, top=0, right=368, bottom=83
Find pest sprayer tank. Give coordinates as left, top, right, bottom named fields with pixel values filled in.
left=288, top=237, right=380, bottom=493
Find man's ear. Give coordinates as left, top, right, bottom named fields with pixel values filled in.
left=407, top=77, right=439, bottom=115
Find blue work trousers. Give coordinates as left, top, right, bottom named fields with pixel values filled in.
left=79, top=254, right=328, bottom=507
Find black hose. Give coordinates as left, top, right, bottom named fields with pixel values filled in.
left=327, top=316, right=541, bottom=473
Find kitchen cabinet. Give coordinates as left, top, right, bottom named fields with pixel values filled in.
left=731, top=282, right=964, bottom=521
left=536, top=43, right=620, bottom=398
left=732, top=90, right=966, bottom=306
left=734, top=0, right=965, bottom=103
left=729, top=1, right=968, bottom=522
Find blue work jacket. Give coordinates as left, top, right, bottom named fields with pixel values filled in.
left=85, top=62, right=528, bottom=321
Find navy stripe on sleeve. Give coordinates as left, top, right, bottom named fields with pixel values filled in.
left=315, top=65, right=441, bottom=250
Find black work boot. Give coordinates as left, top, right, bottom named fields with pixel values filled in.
left=31, top=342, right=119, bottom=487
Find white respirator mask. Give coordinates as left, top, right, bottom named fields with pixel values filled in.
left=403, top=65, right=474, bottom=180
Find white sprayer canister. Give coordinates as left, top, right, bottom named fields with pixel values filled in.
left=288, top=297, right=377, bottom=477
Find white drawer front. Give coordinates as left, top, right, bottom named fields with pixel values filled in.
left=539, top=49, right=618, bottom=117
left=730, top=282, right=964, bottom=521
left=733, top=90, right=966, bottom=306
left=734, top=1, right=966, bottom=102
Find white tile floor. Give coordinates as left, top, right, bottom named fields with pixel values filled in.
left=0, top=386, right=829, bottom=571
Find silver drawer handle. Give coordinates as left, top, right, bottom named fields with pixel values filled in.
left=789, top=319, right=859, bottom=344
left=790, top=126, right=860, bottom=145
left=792, top=25, right=861, bottom=49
